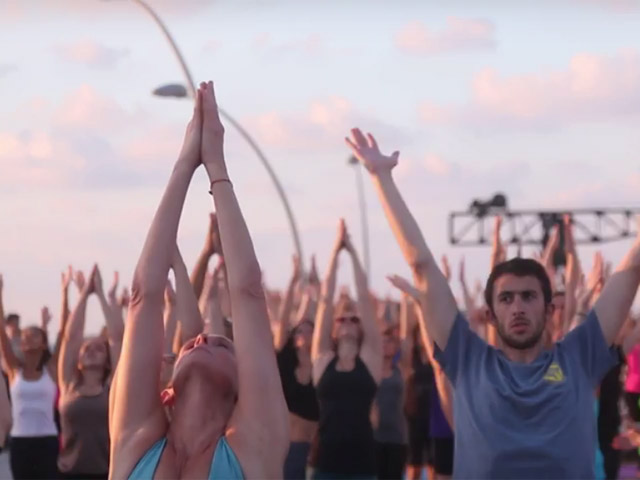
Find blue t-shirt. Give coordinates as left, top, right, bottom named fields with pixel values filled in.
left=434, top=310, right=618, bottom=479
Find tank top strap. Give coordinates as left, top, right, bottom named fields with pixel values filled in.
left=210, top=437, right=244, bottom=479
left=128, top=438, right=166, bottom=479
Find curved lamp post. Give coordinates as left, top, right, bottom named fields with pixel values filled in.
left=109, top=0, right=305, bottom=272
left=348, top=155, right=370, bottom=281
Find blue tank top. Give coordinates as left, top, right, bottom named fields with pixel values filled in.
left=128, top=436, right=243, bottom=479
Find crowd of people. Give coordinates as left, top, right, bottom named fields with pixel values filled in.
left=0, top=80, right=640, bottom=480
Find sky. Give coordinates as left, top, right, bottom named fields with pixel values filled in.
left=1, top=0, right=640, bottom=334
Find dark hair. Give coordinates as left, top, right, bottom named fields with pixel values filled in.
left=484, top=258, right=552, bottom=314
left=6, top=313, right=20, bottom=325
left=76, top=337, right=113, bottom=386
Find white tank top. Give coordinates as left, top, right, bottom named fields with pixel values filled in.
left=10, top=370, right=58, bottom=437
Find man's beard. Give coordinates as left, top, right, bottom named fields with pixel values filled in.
left=496, top=318, right=546, bottom=350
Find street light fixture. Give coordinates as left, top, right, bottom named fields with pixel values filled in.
left=103, top=0, right=305, bottom=273
left=348, top=155, right=370, bottom=281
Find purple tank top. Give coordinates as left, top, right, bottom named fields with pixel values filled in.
left=429, top=380, right=453, bottom=438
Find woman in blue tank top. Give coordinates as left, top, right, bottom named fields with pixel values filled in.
left=108, top=81, right=289, bottom=480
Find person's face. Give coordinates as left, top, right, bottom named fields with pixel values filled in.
left=293, top=322, right=313, bottom=351
left=20, top=327, right=45, bottom=353
left=78, top=338, right=109, bottom=371
left=491, top=274, right=552, bottom=351
left=172, top=334, right=239, bottom=398
left=6, top=318, right=20, bottom=337
left=383, top=332, right=399, bottom=358
left=333, top=315, right=362, bottom=343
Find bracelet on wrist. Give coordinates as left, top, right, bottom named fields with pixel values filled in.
left=208, top=178, right=232, bottom=195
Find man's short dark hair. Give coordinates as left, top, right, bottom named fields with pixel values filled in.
left=484, top=258, right=552, bottom=314
left=6, top=313, right=20, bottom=325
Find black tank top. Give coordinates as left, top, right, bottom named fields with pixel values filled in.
left=315, top=355, right=378, bottom=475
left=277, top=340, right=320, bottom=421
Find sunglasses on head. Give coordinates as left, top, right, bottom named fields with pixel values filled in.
left=336, top=316, right=360, bottom=324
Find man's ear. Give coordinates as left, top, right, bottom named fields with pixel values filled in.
left=545, top=302, right=556, bottom=320
left=485, top=306, right=496, bottom=326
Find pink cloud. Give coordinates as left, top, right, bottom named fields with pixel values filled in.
left=395, top=17, right=496, bottom=55
left=420, top=49, right=640, bottom=129
left=244, top=96, right=406, bottom=153
left=56, top=40, right=129, bottom=69
left=53, top=85, right=142, bottom=131
left=0, top=131, right=85, bottom=187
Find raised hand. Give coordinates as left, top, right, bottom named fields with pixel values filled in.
left=441, top=255, right=452, bottom=283
left=308, top=255, right=320, bottom=285
left=164, top=280, right=176, bottom=306
left=345, top=128, right=399, bottom=174
left=119, top=287, right=130, bottom=308
left=201, top=81, right=227, bottom=180
left=291, top=255, right=302, bottom=283
left=73, top=270, right=86, bottom=294
left=85, top=264, right=101, bottom=295
left=40, top=306, right=52, bottom=330
left=108, top=271, right=119, bottom=304
left=61, top=266, right=73, bottom=291
left=177, top=83, right=203, bottom=171
left=334, top=218, right=347, bottom=252
left=563, top=215, right=576, bottom=254
left=387, top=274, right=420, bottom=302
left=459, top=257, right=466, bottom=285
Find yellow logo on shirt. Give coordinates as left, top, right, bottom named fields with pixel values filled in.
left=544, top=362, right=565, bottom=383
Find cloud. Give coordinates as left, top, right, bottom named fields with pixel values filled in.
left=395, top=17, right=496, bottom=55
left=244, top=96, right=407, bottom=154
left=251, top=33, right=326, bottom=57
left=0, top=63, right=17, bottom=77
left=56, top=40, right=129, bottom=69
left=419, top=49, right=640, bottom=129
left=53, top=85, right=144, bottom=132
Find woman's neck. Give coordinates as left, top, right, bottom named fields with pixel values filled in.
left=79, top=369, right=104, bottom=391
left=336, top=340, right=358, bottom=369
left=21, top=352, right=42, bottom=376
left=166, top=379, right=233, bottom=468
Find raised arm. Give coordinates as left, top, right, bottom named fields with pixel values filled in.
left=346, top=129, right=457, bottom=350
left=161, top=281, right=177, bottom=388
left=59, top=266, right=96, bottom=394
left=311, top=221, right=344, bottom=367
left=0, top=362, right=11, bottom=448
left=343, top=225, right=382, bottom=383
left=0, top=275, right=20, bottom=380
left=53, top=266, right=73, bottom=365
left=490, top=216, right=506, bottom=269
left=172, top=246, right=204, bottom=346
left=563, top=216, right=581, bottom=333
left=201, top=81, right=287, bottom=476
left=274, top=256, right=302, bottom=351
left=594, top=229, right=640, bottom=345
left=110, top=84, right=204, bottom=458
left=94, top=269, right=125, bottom=368
left=386, top=274, right=454, bottom=428
left=191, top=213, right=220, bottom=301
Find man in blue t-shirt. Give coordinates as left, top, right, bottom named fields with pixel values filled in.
left=346, top=127, right=640, bottom=478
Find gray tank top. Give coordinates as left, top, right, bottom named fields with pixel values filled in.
left=58, top=387, right=110, bottom=475
left=374, top=365, right=407, bottom=444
